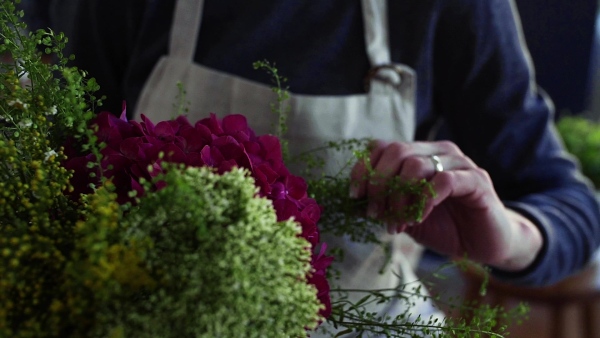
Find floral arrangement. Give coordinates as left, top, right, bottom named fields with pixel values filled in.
left=0, top=1, right=329, bottom=335
left=0, top=1, right=527, bottom=337
left=73, top=109, right=334, bottom=314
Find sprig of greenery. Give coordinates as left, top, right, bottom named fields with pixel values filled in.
left=253, top=59, right=290, bottom=160
left=0, top=1, right=97, bottom=224
left=253, top=59, right=435, bottom=246
left=321, top=263, right=528, bottom=338
left=299, top=138, right=436, bottom=246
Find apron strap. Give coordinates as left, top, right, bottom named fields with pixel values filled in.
left=361, top=0, right=392, bottom=66
left=169, top=0, right=204, bottom=61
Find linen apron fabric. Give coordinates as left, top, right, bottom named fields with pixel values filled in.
left=135, top=0, right=444, bottom=335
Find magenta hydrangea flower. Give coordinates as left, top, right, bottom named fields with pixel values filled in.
left=63, top=110, right=333, bottom=318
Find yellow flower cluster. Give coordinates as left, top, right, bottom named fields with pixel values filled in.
left=0, top=66, right=83, bottom=336
left=71, top=185, right=156, bottom=293
left=0, top=66, right=73, bottom=226
left=0, top=1, right=142, bottom=335
left=0, top=222, right=68, bottom=336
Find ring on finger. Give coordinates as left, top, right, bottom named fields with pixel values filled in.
left=430, top=155, right=444, bottom=173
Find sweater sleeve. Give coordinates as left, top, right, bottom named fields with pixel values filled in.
left=433, top=0, right=600, bottom=286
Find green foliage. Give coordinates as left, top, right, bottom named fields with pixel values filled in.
left=120, top=166, right=321, bottom=337
left=72, top=167, right=321, bottom=338
left=316, top=262, right=529, bottom=338
left=556, top=116, right=600, bottom=187
left=253, top=59, right=291, bottom=160
left=2, top=165, right=322, bottom=337
left=297, top=138, right=435, bottom=246
left=0, top=0, right=101, bottom=226
left=0, top=3, right=102, bottom=336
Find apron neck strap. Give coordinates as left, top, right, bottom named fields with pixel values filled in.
left=361, top=0, right=392, bottom=66
left=169, top=0, right=204, bottom=60
left=168, top=0, right=391, bottom=66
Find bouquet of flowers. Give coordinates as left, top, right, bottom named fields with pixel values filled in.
left=0, top=1, right=525, bottom=337
left=0, top=2, right=330, bottom=335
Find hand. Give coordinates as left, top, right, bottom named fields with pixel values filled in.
left=349, top=140, right=543, bottom=271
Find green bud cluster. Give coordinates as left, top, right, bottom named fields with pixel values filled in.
left=54, top=167, right=322, bottom=338
left=109, top=166, right=321, bottom=337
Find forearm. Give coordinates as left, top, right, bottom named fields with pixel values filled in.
left=491, top=188, right=600, bottom=287
left=487, top=208, right=543, bottom=271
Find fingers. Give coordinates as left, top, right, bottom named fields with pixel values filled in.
left=349, top=140, right=387, bottom=198
left=419, top=167, right=496, bottom=222
left=348, top=140, right=485, bottom=230
left=386, top=167, right=496, bottom=236
left=351, top=141, right=474, bottom=186
left=388, top=152, right=478, bottom=225
left=366, top=142, right=406, bottom=218
left=350, top=141, right=423, bottom=218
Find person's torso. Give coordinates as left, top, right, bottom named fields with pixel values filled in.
left=127, top=0, right=442, bottom=131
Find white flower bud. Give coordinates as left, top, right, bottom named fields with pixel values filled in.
left=47, top=106, right=58, bottom=115
left=18, top=119, right=32, bottom=128
left=44, top=150, right=57, bottom=162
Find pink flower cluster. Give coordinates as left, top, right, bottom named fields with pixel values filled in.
left=64, top=110, right=333, bottom=318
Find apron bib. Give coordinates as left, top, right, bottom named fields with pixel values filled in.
left=135, top=0, right=443, bottom=335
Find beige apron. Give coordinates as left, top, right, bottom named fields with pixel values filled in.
left=135, top=0, right=443, bottom=335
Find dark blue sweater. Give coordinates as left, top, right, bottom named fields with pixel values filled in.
left=43, top=0, right=600, bottom=286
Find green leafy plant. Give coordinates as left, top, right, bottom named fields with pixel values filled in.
left=556, top=115, right=600, bottom=187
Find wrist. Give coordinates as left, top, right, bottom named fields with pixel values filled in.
left=489, top=208, right=543, bottom=271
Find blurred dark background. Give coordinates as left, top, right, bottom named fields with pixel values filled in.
left=514, top=0, right=599, bottom=118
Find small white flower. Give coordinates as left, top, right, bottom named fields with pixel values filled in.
left=18, top=119, right=32, bottom=128
left=8, top=99, right=28, bottom=110
left=8, top=99, right=21, bottom=106
left=46, top=106, right=58, bottom=116
left=44, top=150, right=58, bottom=162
